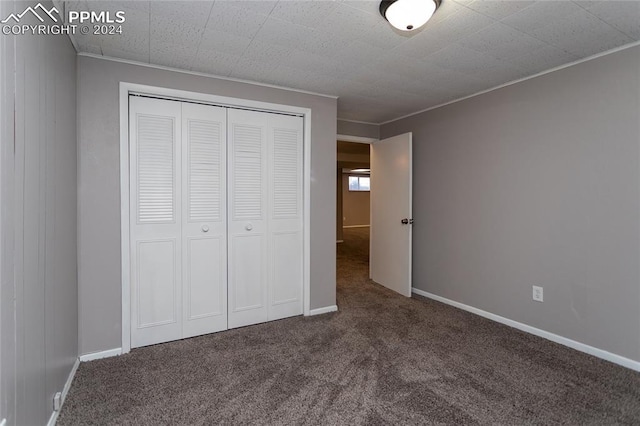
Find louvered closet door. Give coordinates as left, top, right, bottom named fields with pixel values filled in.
left=130, top=96, right=183, bottom=348
left=181, top=103, right=228, bottom=338
left=130, top=97, right=303, bottom=344
left=227, top=109, right=269, bottom=328
left=227, top=109, right=303, bottom=329
left=267, top=113, right=304, bottom=321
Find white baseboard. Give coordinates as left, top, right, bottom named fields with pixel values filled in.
left=79, top=347, right=123, bottom=362
left=309, top=305, right=338, bottom=316
left=46, top=357, right=80, bottom=426
left=411, top=288, right=640, bottom=372
left=343, top=225, right=370, bottom=229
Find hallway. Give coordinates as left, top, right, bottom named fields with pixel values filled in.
left=337, top=227, right=370, bottom=286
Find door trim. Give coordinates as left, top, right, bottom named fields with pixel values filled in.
left=336, top=134, right=377, bottom=144
left=119, top=82, right=312, bottom=354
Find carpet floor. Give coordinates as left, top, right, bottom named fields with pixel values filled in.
left=59, top=228, right=640, bottom=425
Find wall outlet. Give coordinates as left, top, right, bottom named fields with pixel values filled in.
left=532, top=285, right=543, bottom=302
left=53, top=391, right=62, bottom=411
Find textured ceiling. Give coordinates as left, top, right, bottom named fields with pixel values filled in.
left=66, top=0, right=640, bottom=123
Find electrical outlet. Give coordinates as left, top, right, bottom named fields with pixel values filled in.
left=53, top=391, right=62, bottom=411
left=532, top=286, right=543, bottom=302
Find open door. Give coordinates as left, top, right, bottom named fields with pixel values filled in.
left=370, top=132, right=412, bottom=297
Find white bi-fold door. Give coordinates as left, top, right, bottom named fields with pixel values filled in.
left=129, top=97, right=228, bottom=347
left=129, top=97, right=303, bottom=348
left=227, top=109, right=304, bottom=329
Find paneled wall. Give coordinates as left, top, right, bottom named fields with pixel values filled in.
left=0, top=1, right=78, bottom=424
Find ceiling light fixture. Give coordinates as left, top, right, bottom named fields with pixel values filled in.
left=379, top=0, right=440, bottom=32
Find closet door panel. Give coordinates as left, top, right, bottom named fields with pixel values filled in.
left=136, top=239, right=178, bottom=327
left=181, top=102, right=228, bottom=338
left=268, top=116, right=304, bottom=321
left=271, top=231, right=302, bottom=304
left=231, top=234, right=265, bottom=310
left=130, top=96, right=182, bottom=348
left=186, top=237, right=224, bottom=317
left=227, top=109, right=269, bottom=329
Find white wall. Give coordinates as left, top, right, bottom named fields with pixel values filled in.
left=0, top=1, right=78, bottom=424
left=381, top=45, right=640, bottom=364
left=77, top=56, right=338, bottom=356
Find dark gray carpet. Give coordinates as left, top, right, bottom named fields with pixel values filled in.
left=59, top=228, right=640, bottom=425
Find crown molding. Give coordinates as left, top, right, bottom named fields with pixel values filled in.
left=76, top=52, right=339, bottom=100
left=337, top=118, right=380, bottom=126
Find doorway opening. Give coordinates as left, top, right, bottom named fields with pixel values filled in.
left=336, top=133, right=413, bottom=298
left=337, top=139, right=372, bottom=290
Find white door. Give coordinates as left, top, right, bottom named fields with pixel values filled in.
left=227, top=109, right=269, bottom=328
left=130, top=97, right=228, bottom=347
left=227, top=109, right=303, bottom=328
left=130, top=96, right=183, bottom=347
left=370, top=132, right=413, bottom=297
left=181, top=102, right=228, bottom=338
left=266, top=113, right=304, bottom=322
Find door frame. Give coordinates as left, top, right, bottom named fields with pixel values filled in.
left=337, top=134, right=377, bottom=144
left=119, top=82, right=312, bottom=354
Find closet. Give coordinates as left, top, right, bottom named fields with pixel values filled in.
left=129, top=96, right=303, bottom=348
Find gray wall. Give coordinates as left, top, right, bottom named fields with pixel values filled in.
left=0, top=2, right=13, bottom=421
left=77, top=56, right=337, bottom=356
left=381, top=45, right=640, bottom=363
left=342, top=174, right=370, bottom=227
left=337, top=119, right=379, bottom=139
left=0, top=1, right=78, bottom=424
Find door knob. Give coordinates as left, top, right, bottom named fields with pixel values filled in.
left=401, top=218, right=414, bottom=225
left=245, top=223, right=253, bottom=231
left=201, top=225, right=209, bottom=232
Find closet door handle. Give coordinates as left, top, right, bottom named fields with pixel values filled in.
left=201, top=225, right=209, bottom=233
left=245, top=223, right=253, bottom=231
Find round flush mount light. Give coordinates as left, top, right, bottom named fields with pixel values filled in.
left=379, top=0, right=440, bottom=32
